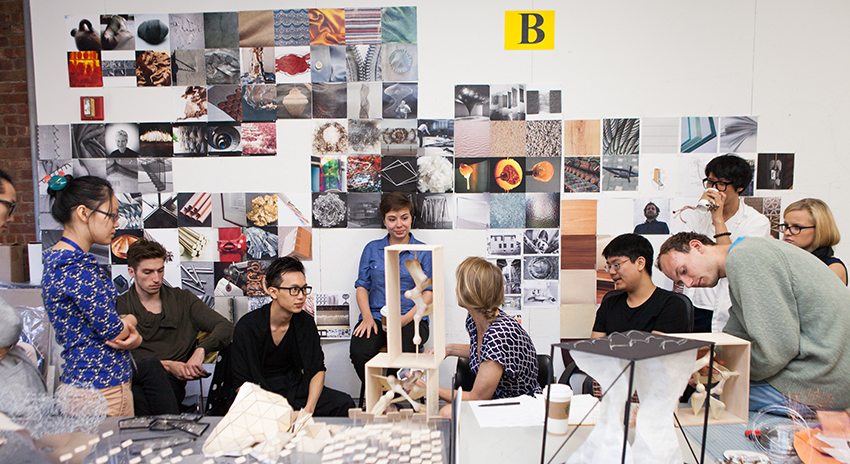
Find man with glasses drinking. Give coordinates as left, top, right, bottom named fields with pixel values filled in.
left=118, top=238, right=234, bottom=415
left=684, top=154, right=770, bottom=332
left=231, top=256, right=354, bottom=416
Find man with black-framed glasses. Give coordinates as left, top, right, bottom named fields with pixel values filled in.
left=230, top=256, right=354, bottom=416
left=684, top=154, right=770, bottom=332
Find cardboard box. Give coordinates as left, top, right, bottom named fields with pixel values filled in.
left=0, top=244, right=28, bottom=283
left=670, top=332, right=751, bottom=426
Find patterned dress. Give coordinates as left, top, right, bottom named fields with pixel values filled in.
left=42, top=249, right=132, bottom=388
left=466, top=311, right=542, bottom=399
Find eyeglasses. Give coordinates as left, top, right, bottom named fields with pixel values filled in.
left=702, top=178, right=735, bottom=191
left=92, top=208, right=120, bottom=221
left=271, top=285, right=313, bottom=296
left=0, top=199, right=16, bottom=218
left=603, top=259, right=629, bottom=273
left=778, top=223, right=815, bottom=235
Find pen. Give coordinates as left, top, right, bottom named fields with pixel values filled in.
left=478, top=401, right=520, bottom=407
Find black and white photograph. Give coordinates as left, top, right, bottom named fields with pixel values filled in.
left=523, top=256, right=559, bottom=281
left=106, top=158, right=138, bottom=193
left=413, top=193, right=452, bottom=229
left=525, top=83, right=561, bottom=120
left=495, top=258, right=522, bottom=295
left=523, top=229, right=559, bottom=254
left=416, top=119, right=453, bottom=157
left=489, top=84, right=525, bottom=121
left=455, top=84, right=489, bottom=120
left=347, top=193, right=382, bottom=228
left=486, top=230, right=522, bottom=257
left=312, top=191, right=348, bottom=228
left=71, top=123, right=107, bottom=158
left=381, top=119, right=417, bottom=156
left=36, top=125, right=72, bottom=160
left=383, top=82, right=417, bottom=119
left=137, top=158, right=173, bottom=193
left=105, top=123, right=140, bottom=158
left=522, top=280, right=559, bottom=308
left=720, top=116, right=758, bottom=153
left=142, top=192, right=178, bottom=229
left=347, top=82, right=383, bottom=119
left=603, top=118, right=640, bottom=155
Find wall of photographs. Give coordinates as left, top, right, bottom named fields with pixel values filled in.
left=30, top=0, right=850, bottom=396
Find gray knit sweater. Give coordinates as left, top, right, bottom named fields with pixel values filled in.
left=723, top=238, right=850, bottom=409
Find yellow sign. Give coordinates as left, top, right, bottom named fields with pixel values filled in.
left=505, top=11, right=555, bottom=50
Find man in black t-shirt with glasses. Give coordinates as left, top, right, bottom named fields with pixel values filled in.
left=592, top=234, right=691, bottom=338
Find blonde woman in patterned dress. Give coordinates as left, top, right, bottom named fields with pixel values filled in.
left=434, top=257, right=541, bottom=418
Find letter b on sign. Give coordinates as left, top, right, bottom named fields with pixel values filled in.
left=505, top=11, right=555, bottom=50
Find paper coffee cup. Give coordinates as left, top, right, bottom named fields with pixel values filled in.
left=546, top=384, right=573, bottom=435
left=380, top=306, right=388, bottom=332
left=696, top=188, right=718, bottom=213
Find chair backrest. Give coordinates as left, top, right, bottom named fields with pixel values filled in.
left=671, top=292, right=695, bottom=332
left=453, top=353, right=554, bottom=391
left=537, top=353, right=553, bottom=387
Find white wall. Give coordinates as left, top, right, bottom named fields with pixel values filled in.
left=29, top=0, right=850, bottom=397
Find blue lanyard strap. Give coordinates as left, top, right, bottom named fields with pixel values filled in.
left=59, top=237, right=84, bottom=252
left=727, top=237, right=745, bottom=254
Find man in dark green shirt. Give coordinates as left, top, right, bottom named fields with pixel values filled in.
left=117, top=239, right=233, bottom=415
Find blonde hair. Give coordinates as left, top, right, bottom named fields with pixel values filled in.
left=455, top=257, right=503, bottom=323
left=784, top=198, right=841, bottom=248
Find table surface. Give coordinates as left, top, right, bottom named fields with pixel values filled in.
left=456, top=402, right=789, bottom=464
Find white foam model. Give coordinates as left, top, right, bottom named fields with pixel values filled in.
left=565, top=348, right=698, bottom=464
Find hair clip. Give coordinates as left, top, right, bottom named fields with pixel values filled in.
left=48, top=175, right=68, bottom=191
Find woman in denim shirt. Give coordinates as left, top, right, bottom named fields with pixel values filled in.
left=349, top=192, right=432, bottom=386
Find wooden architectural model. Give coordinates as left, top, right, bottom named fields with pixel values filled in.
left=365, top=244, right=445, bottom=419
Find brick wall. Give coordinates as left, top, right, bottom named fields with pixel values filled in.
left=0, top=0, right=35, bottom=246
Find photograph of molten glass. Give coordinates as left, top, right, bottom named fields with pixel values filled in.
left=494, top=158, right=522, bottom=192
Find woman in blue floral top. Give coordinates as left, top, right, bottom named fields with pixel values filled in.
left=436, top=257, right=541, bottom=418
left=42, top=175, right=141, bottom=416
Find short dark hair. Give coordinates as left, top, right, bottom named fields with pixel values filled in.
left=379, top=192, right=414, bottom=219
left=47, top=175, right=114, bottom=224
left=265, top=256, right=305, bottom=288
left=704, top=154, right=752, bottom=192
left=127, top=238, right=169, bottom=270
left=0, top=170, right=12, bottom=192
left=644, top=202, right=659, bottom=213
left=656, top=232, right=716, bottom=271
left=602, top=233, right=655, bottom=276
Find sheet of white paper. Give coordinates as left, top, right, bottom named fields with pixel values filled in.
left=568, top=394, right=599, bottom=426
left=469, top=395, right=545, bottom=428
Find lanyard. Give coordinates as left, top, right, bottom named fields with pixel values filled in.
left=727, top=237, right=746, bottom=254
left=59, top=237, right=84, bottom=252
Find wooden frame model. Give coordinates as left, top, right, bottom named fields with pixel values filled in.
left=365, top=244, right=445, bottom=419
left=671, top=332, right=751, bottom=426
